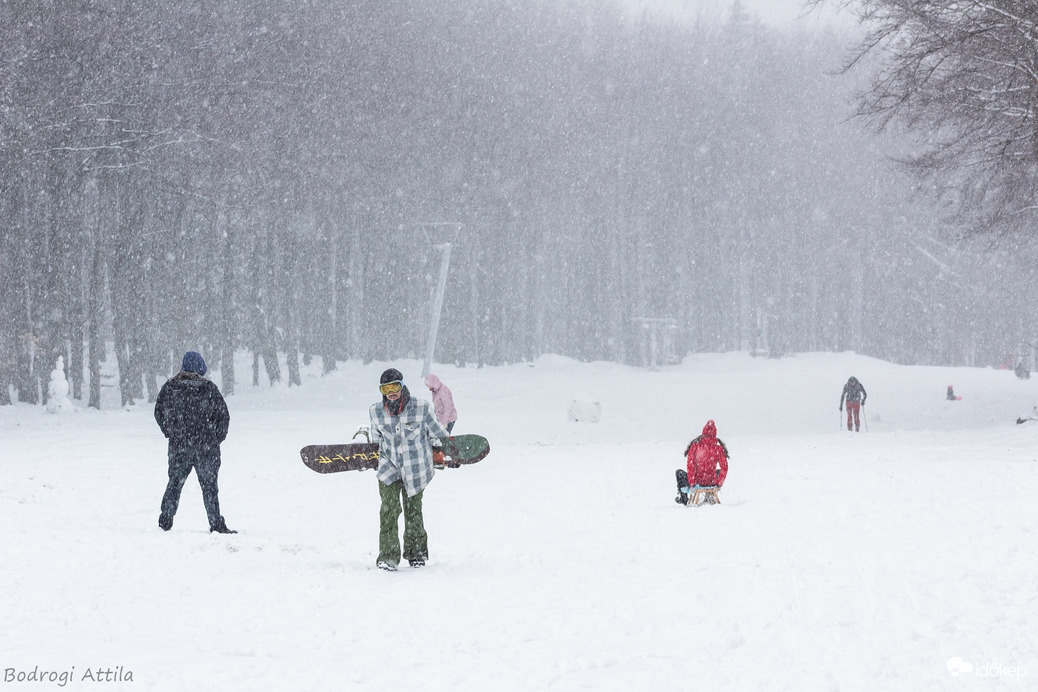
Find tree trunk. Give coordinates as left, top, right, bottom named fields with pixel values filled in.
left=222, top=341, right=236, bottom=396
left=221, top=215, right=236, bottom=396
left=87, top=237, right=104, bottom=410
left=322, top=210, right=338, bottom=373
left=286, top=348, right=301, bottom=387
left=114, top=328, right=134, bottom=407
left=263, top=343, right=281, bottom=385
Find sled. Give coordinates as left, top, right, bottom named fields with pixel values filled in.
left=676, top=469, right=722, bottom=506
left=689, top=486, right=720, bottom=506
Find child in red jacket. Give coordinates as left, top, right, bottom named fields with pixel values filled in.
left=675, top=420, right=729, bottom=505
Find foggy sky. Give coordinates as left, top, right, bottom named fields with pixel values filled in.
left=629, top=0, right=858, bottom=28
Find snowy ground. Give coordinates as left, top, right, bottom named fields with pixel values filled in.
left=2, top=351, right=1036, bottom=691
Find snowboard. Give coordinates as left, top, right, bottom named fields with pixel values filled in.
left=300, top=434, right=491, bottom=474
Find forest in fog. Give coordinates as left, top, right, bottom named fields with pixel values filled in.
left=3, top=0, right=1036, bottom=407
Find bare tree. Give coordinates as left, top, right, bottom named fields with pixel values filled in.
left=817, top=0, right=1038, bottom=237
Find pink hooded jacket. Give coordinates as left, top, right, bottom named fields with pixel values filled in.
left=424, top=373, right=457, bottom=427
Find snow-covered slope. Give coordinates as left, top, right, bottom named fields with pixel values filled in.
left=2, top=352, right=1035, bottom=691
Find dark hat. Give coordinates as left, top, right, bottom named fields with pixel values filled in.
left=182, top=351, right=207, bottom=376
left=380, top=368, right=403, bottom=385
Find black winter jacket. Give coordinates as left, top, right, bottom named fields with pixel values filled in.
left=154, top=371, right=230, bottom=449
left=840, top=380, right=867, bottom=407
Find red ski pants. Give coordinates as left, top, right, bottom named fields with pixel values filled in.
left=845, top=402, right=861, bottom=431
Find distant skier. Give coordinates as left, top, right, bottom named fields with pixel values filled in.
left=675, top=420, right=729, bottom=506
left=946, top=385, right=958, bottom=401
left=839, top=376, right=867, bottom=432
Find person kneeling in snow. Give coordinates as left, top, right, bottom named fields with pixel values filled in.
left=675, top=420, right=729, bottom=505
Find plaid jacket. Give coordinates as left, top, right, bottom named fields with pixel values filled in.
left=369, top=396, right=449, bottom=496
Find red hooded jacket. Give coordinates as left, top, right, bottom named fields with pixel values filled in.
left=686, top=420, right=729, bottom=487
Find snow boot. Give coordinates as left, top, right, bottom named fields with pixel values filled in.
left=210, top=519, right=237, bottom=534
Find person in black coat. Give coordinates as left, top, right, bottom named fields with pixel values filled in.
left=154, top=351, right=235, bottom=533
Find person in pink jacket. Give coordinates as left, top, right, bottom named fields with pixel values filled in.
left=424, top=373, right=457, bottom=433
left=675, top=419, right=729, bottom=505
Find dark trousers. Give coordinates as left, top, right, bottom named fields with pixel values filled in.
left=378, top=479, right=427, bottom=566
left=160, top=446, right=224, bottom=530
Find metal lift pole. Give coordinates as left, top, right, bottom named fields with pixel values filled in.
left=422, top=242, right=452, bottom=378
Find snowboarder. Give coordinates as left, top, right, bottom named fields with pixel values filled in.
left=839, top=376, right=867, bottom=432
left=370, top=368, right=450, bottom=571
left=154, top=351, right=235, bottom=533
left=946, top=385, right=957, bottom=401
left=675, top=419, right=729, bottom=505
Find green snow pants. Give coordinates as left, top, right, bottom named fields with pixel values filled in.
left=378, top=479, right=427, bottom=567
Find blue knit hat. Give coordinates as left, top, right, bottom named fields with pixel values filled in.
left=182, top=351, right=207, bottom=376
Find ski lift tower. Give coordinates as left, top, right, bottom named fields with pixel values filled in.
left=404, top=222, right=462, bottom=378
left=633, top=317, right=678, bottom=370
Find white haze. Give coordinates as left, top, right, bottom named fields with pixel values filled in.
left=629, top=0, right=858, bottom=28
